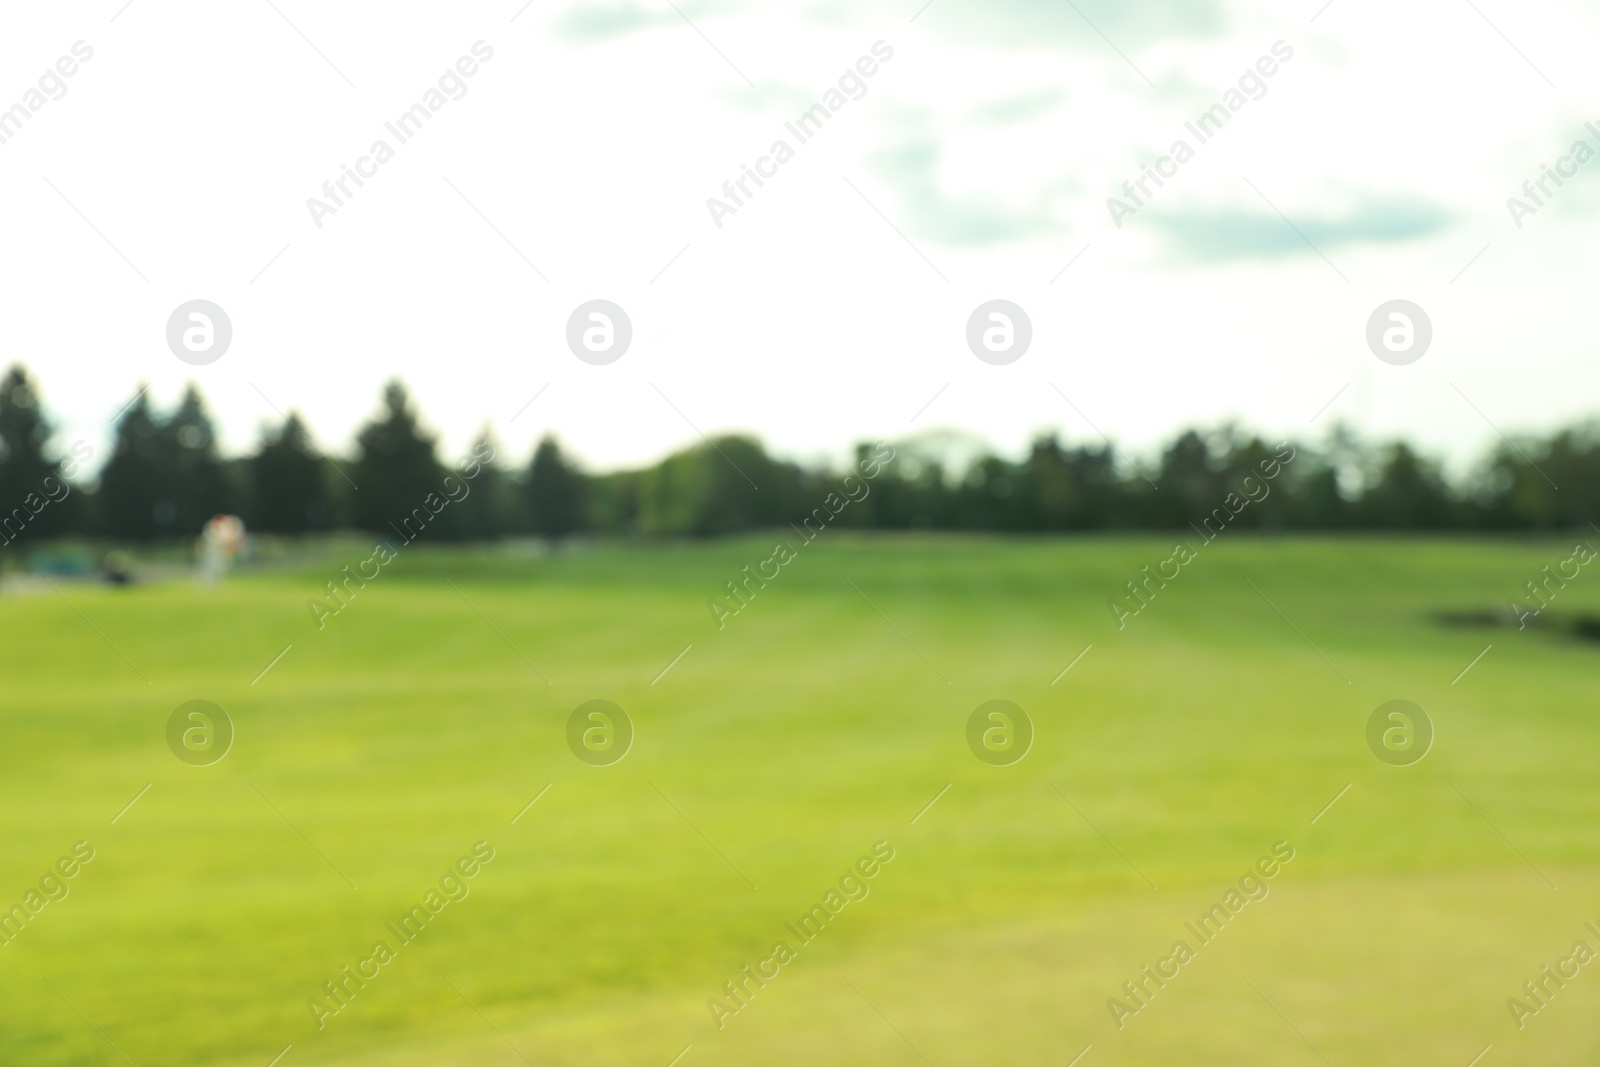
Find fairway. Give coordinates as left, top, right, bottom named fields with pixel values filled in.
left=2, top=535, right=1597, bottom=1066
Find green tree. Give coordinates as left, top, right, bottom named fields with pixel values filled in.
left=526, top=436, right=588, bottom=542
left=98, top=386, right=166, bottom=540
left=637, top=435, right=813, bottom=536
left=1016, top=436, right=1123, bottom=531
left=1358, top=442, right=1456, bottom=528
left=0, top=365, right=69, bottom=544
left=353, top=382, right=443, bottom=537
left=250, top=413, right=330, bottom=534
left=160, top=384, right=229, bottom=534
left=1151, top=429, right=1218, bottom=528
left=455, top=428, right=508, bottom=540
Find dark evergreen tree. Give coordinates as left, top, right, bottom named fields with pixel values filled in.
left=98, top=387, right=166, bottom=540
left=454, top=428, right=506, bottom=540
left=1153, top=429, right=1218, bottom=528
left=250, top=413, right=330, bottom=534
left=1211, top=434, right=1284, bottom=530
left=527, top=436, right=590, bottom=541
left=352, top=381, right=443, bottom=537
left=160, top=384, right=229, bottom=534
left=0, top=365, right=70, bottom=544
left=1358, top=443, right=1456, bottom=529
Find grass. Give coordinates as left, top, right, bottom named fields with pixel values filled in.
left=0, top=533, right=1597, bottom=1065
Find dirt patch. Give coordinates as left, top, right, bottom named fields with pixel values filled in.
left=1436, top=607, right=1600, bottom=643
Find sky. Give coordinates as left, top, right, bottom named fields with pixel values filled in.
left=1, top=0, right=1597, bottom=476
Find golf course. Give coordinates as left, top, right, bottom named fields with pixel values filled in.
left=2, top=534, right=1596, bottom=1066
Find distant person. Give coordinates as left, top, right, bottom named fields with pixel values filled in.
left=101, top=550, right=133, bottom=586
left=197, top=514, right=247, bottom=586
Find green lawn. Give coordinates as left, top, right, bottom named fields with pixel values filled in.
left=1, top=534, right=1597, bottom=1066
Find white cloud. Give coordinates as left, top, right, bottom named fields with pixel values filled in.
left=0, top=0, right=1594, bottom=478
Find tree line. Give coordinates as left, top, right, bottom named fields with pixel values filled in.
left=0, top=363, right=1595, bottom=547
